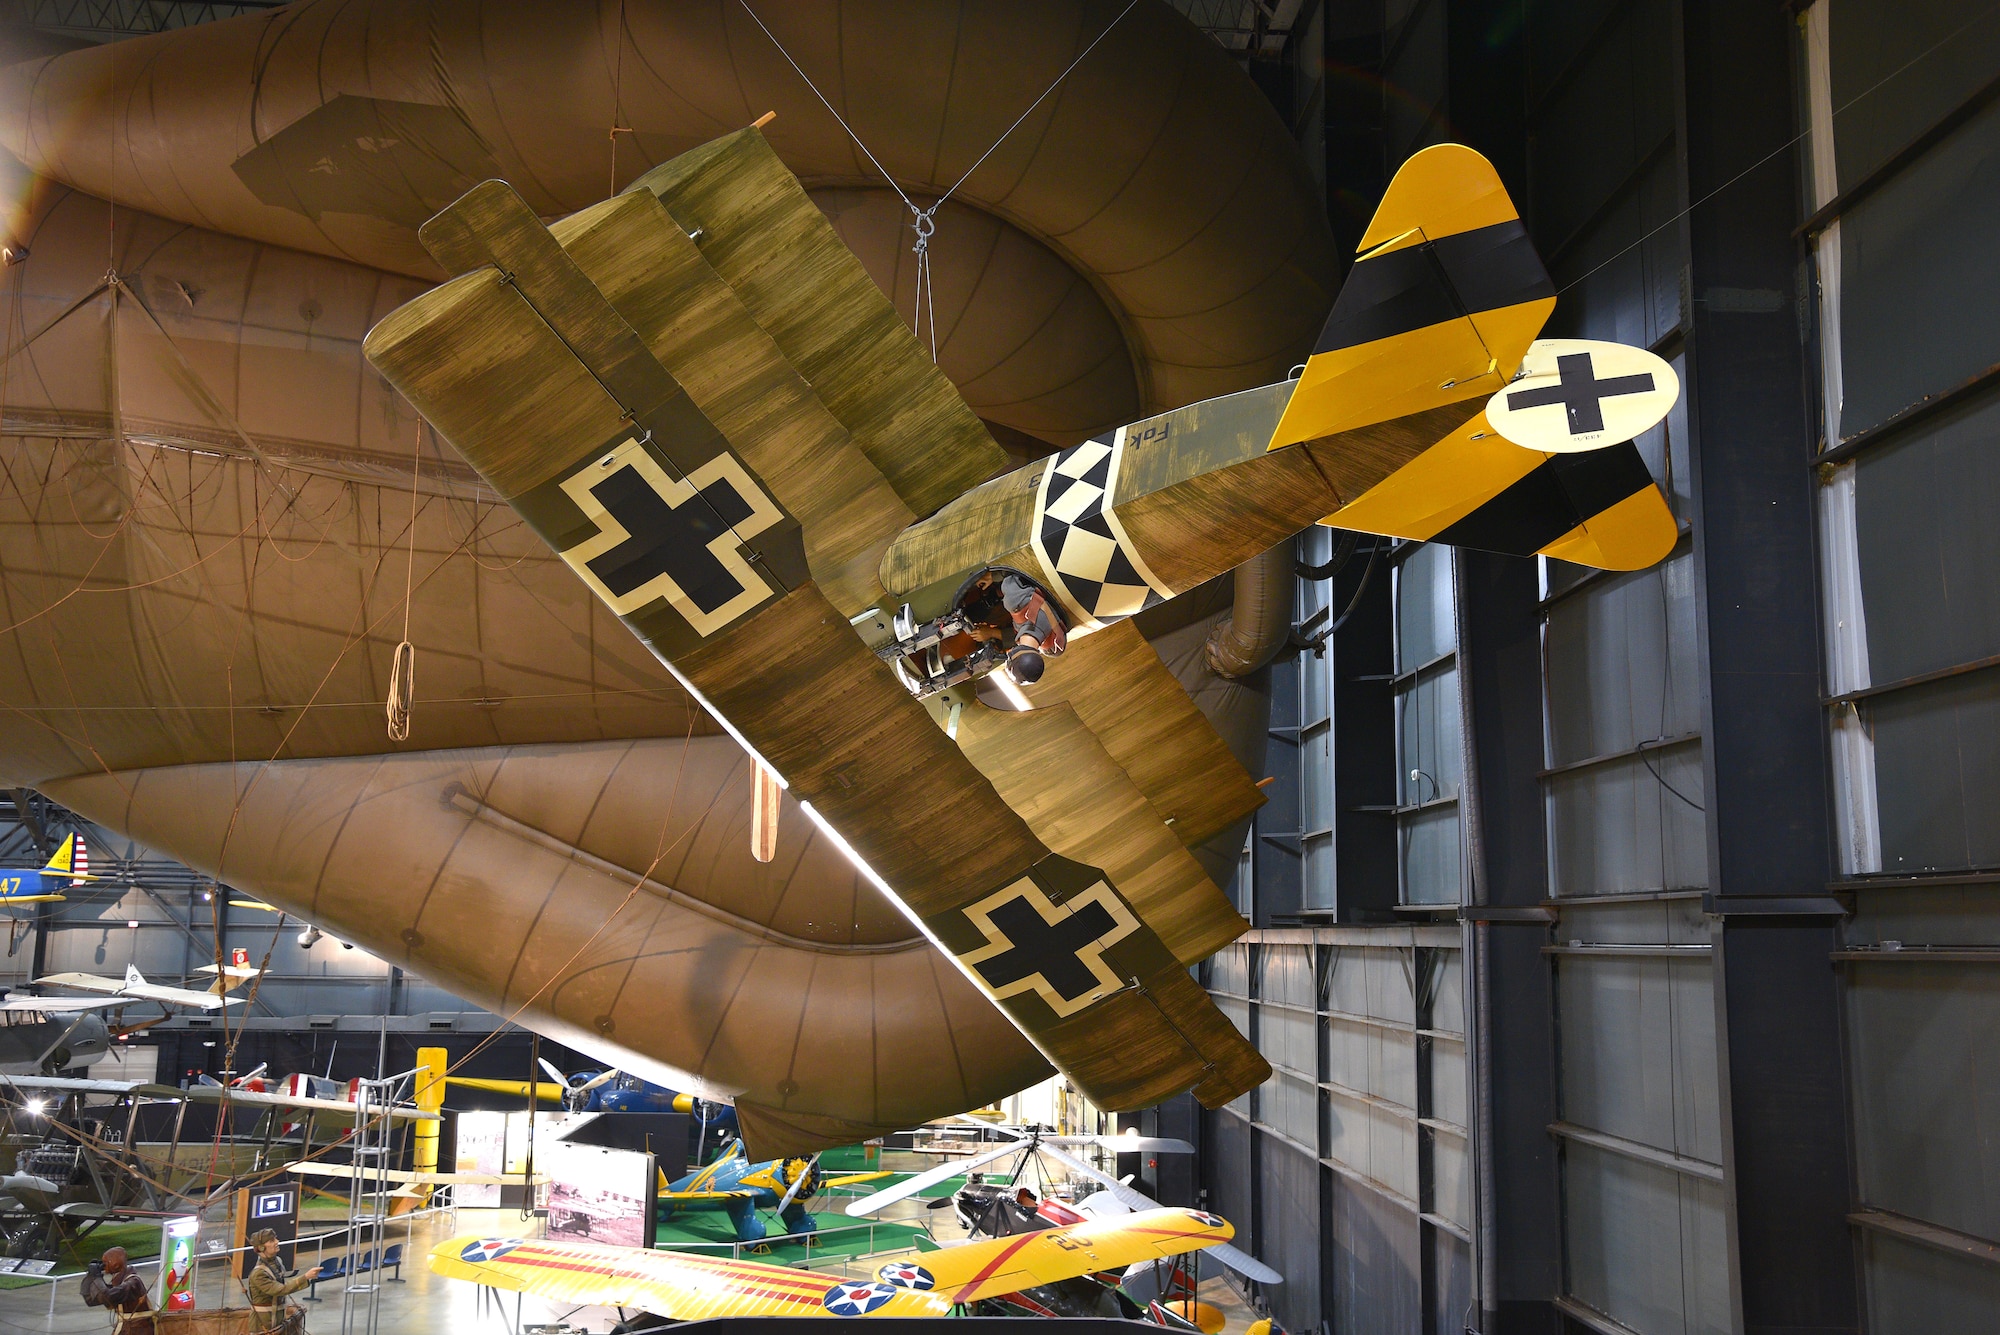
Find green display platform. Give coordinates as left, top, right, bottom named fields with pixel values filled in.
left=0, top=1220, right=162, bottom=1289
left=652, top=1211, right=928, bottom=1265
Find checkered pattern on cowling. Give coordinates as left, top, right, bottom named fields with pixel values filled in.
left=1037, top=436, right=1164, bottom=624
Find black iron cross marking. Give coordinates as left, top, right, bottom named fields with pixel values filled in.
left=582, top=464, right=757, bottom=617
left=970, top=894, right=1120, bottom=1003
left=1505, top=351, right=1654, bottom=435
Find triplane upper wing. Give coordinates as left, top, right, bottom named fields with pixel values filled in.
left=428, top=1205, right=1233, bottom=1318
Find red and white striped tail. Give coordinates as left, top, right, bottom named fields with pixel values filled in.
left=69, top=837, right=87, bottom=886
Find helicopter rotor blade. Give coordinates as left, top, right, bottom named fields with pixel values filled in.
left=843, top=1139, right=1024, bottom=1217
left=1038, top=1142, right=1283, bottom=1286
left=1045, top=1133, right=1196, bottom=1154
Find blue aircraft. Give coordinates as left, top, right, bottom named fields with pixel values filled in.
left=0, top=835, right=100, bottom=905
left=658, top=1139, right=890, bottom=1246
left=445, top=1060, right=742, bottom=1157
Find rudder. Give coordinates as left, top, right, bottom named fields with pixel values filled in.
left=1269, top=144, right=1556, bottom=450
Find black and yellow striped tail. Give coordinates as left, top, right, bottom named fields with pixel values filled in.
left=1273, top=143, right=1677, bottom=571
left=1269, top=143, right=1556, bottom=449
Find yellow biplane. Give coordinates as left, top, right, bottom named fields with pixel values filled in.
left=429, top=1205, right=1233, bottom=1320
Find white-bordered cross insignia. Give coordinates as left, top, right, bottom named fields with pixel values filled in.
left=558, top=437, right=783, bottom=637
left=958, top=877, right=1140, bottom=1018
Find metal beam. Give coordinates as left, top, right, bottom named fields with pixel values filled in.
left=13, top=0, right=282, bottom=41
left=1455, top=548, right=1561, bottom=1335
left=1677, top=3, right=1855, bottom=1331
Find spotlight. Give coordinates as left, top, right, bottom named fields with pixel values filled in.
left=297, top=926, right=323, bottom=949
left=24, top=1099, right=45, bottom=1116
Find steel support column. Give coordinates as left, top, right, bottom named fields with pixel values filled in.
left=1456, top=550, right=1561, bottom=1335
left=1677, top=3, right=1855, bottom=1332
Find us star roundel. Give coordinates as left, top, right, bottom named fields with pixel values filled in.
left=823, top=1279, right=901, bottom=1315
left=557, top=436, right=785, bottom=637
left=878, top=1260, right=936, bottom=1290
left=1186, top=1210, right=1226, bottom=1228
left=958, top=877, right=1141, bottom=1018
left=459, top=1237, right=524, bottom=1263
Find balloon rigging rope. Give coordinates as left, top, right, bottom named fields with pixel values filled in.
left=386, top=419, right=423, bottom=742
left=737, top=0, right=1140, bottom=360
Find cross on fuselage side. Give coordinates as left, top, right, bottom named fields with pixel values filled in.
left=971, top=894, right=1119, bottom=1002
left=1505, top=351, right=1655, bottom=436
left=583, top=464, right=757, bottom=615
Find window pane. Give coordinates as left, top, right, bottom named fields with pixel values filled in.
left=1303, top=834, right=1335, bottom=913
left=1396, top=543, right=1455, bottom=670
left=1854, top=384, right=2000, bottom=683
left=1870, top=669, right=2000, bottom=871
left=1399, top=803, right=1461, bottom=904
left=1547, top=741, right=1708, bottom=896
left=1829, top=0, right=2000, bottom=189
left=1838, top=97, right=2000, bottom=436
left=1398, top=665, right=1462, bottom=806
left=1544, top=552, right=1700, bottom=767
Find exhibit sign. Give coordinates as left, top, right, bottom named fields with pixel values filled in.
left=541, top=1140, right=657, bottom=1249
left=160, top=1216, right=199, bottom=1311
left=231, top=1182, right=299, bottom=1277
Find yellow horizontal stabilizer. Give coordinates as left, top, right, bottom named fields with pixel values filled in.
left=1537, top=485, right=1678, bottom=571
left=1325, top=413, right=1677, bottom=573
left=1325, top=411, right=1540, bottom=540
left=1, top=895, right=64, bottom=905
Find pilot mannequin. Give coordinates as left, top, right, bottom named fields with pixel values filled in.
left=998, top=575, right=1067, bottom=684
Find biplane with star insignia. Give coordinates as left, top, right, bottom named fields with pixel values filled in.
left=427, top=1206, right=1234, bottom=1321
left=364, top=126, right=1680, bottom=1151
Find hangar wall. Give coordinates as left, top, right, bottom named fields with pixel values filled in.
left=1806, top=0, right=2000, bottom=1326
left=1203, top=1, right=2000, bottom=1333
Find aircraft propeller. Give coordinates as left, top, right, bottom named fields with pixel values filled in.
left=535, top=1058, right=622, bottom=1109
left=772, top=1151, right=821, bottom=1218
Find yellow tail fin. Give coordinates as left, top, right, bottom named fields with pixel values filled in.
left=1269, top=144, right=1556, bottom=450
left=41, top=834, right=74, bottom=877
